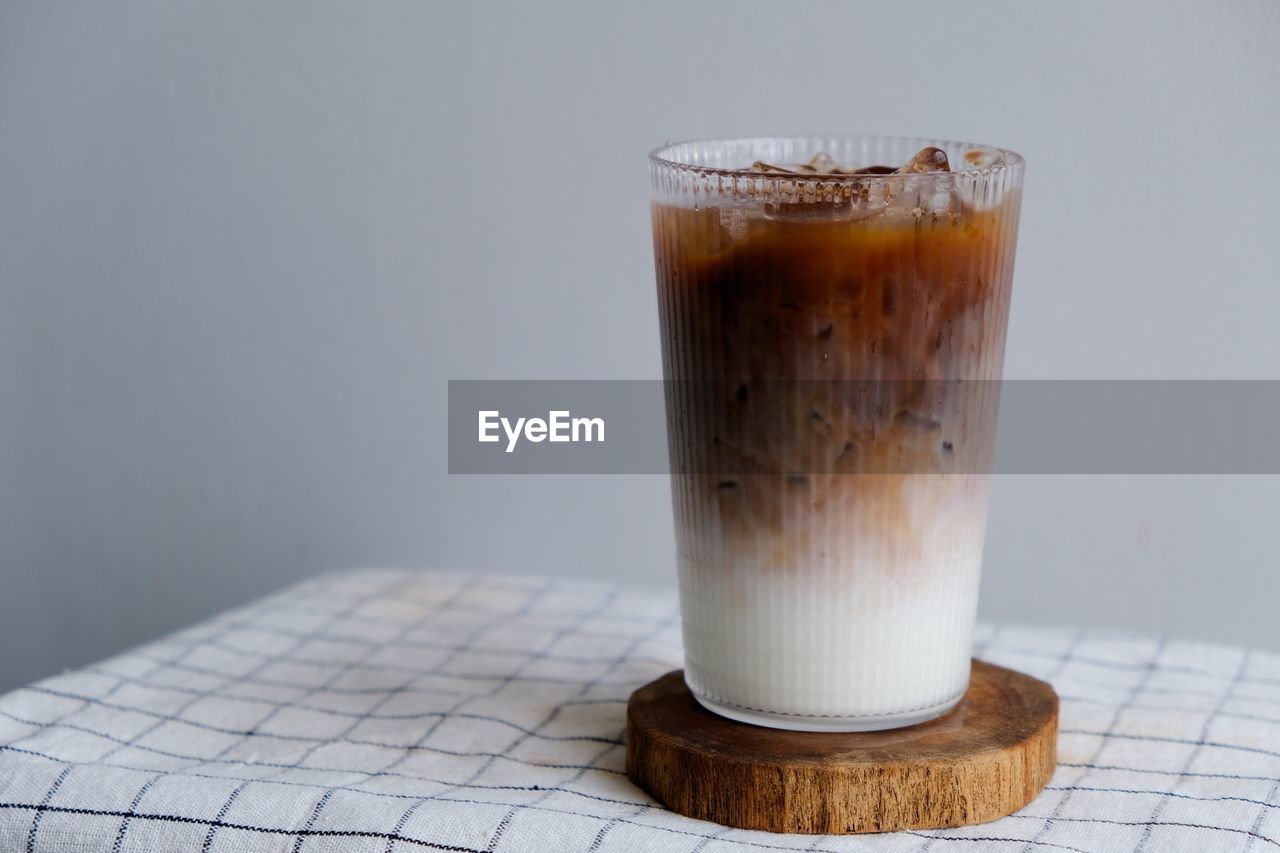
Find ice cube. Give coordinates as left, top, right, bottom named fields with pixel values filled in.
left=750, top=160, right=794, bottom=174
left=805, top=152, right=837, bottom=174
left=750, top=153, right=837, bottom=175
left=751, top=148, right=950, bottom=176
left=719, top=205, right=750, bottom=239
left=895, top=147, right=951, bottom=174
left=962, top=147, right=1004, bottom=169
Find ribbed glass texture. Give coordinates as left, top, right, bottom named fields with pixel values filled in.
left=649, top=136, right=1023, bottom=731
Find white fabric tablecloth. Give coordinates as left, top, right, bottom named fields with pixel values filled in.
left=1, top=569, right=1278, bottom=852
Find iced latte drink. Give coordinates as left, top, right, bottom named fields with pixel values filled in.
left=650, top=137, right=1023, bottom=731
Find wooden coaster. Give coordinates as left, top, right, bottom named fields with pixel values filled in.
left=626, top=660, right=1058, bottom=834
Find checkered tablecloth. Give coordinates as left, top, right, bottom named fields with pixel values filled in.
left=1, top=570, right=1278, bottom=852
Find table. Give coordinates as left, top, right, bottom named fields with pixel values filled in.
left=1, top=569, right=1277, bottom=852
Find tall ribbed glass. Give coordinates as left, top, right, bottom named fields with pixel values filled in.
left=649, top=136, right=1023, bottom=731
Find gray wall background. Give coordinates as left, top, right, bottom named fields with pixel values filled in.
left=2, top=0, right=1278, bottom=693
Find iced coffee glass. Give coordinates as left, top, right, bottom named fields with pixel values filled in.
left=650, top=136, right=1023, bottom=731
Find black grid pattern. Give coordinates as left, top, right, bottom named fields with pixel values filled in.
left=1, top=570, right=1278, bottom=852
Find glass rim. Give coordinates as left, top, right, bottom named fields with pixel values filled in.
left=649, top=135, right=1024, bottom=182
